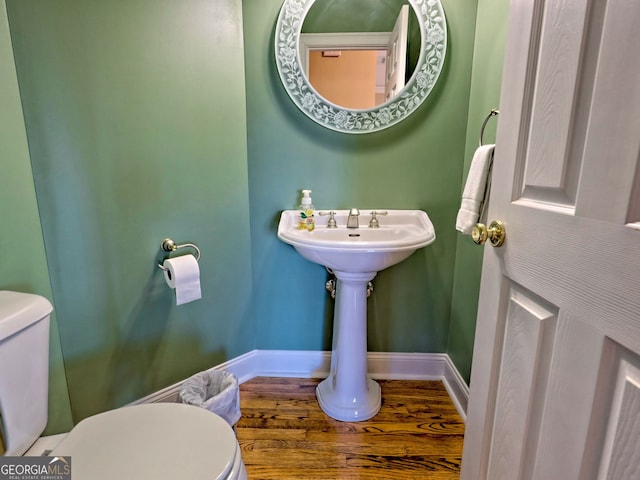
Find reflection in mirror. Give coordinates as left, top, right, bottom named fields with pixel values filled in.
left=308, top=49, right=387, bottom=109
left=300, top=33, right=400, bottom=109
left=275, top=0, right=447, bottom=134
left=300, top=3, right=418, bottom=109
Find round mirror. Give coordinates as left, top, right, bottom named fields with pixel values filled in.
left=275, top=0, right=447, bottom=134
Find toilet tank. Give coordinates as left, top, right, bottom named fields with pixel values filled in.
left=0, top=291, right=52, bottom=456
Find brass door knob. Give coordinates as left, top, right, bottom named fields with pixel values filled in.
left=472, top=220, right=506, bottom=247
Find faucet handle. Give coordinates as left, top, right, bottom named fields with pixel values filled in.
left=368, top=210, right=388, bottom=228
left=318, top=211, right=337, bottom=228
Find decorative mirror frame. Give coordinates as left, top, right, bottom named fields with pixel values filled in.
left=275, top=0, right=447, bottom=134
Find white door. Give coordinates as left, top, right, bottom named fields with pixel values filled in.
left=461, top=0, right=640, bottom=478
left=384, top=5, right=408, bottom=102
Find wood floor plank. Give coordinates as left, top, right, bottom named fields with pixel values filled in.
left=247, top=438, right=409, bottom=457
left=235, top=377, right=464, bottom=480
left=302, top=432, right=465, bottom=454
left=235, top=427, right=307, bottom=440
left=240, top=467, right=460, bottom=480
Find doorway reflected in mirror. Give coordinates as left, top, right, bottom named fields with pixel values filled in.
left=308, top=49, right=384, bottom=109
left=302, top=3, right=412, bottom=109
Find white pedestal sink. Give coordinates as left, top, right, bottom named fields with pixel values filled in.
left=278, top=209, right=436, bottom=421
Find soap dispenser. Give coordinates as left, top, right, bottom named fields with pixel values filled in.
left=298, top=189, right=315, bottom=231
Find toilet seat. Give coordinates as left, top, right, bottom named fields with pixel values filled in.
left=50, top=403, right=245, bottom=480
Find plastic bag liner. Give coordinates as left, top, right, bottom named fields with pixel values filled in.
left=179, top=370, right=241, bottom=426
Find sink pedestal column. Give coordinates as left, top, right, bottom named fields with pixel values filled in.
left=316, top=270, right=381, bottom=422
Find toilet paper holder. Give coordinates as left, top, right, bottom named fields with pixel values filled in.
left=157, top=238, right=201, bottom=271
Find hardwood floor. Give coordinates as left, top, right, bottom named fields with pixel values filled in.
left=235, top=377, right=464, bottom=480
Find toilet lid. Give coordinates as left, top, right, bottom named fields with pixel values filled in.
left=50, top=403, right=238, bottom=480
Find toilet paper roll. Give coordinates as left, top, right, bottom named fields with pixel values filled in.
left=163, top=255, right=202, bottom=305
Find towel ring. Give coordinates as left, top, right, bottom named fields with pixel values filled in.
left=479, top=109, right=499, bottom=147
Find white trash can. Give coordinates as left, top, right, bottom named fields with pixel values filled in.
left=179, top=370, right=241, bottom=426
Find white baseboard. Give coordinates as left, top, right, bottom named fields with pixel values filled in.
left=131, top=350, right=469, bottom=421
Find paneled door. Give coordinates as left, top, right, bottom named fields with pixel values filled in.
left=384, top=4, right=408, bottom=102
left=461, top=0, right=640, bottom=479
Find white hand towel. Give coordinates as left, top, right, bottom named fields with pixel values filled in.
left=456, top=144, right=495, bottom=235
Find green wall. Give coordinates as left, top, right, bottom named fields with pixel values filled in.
left=0, top=1, right=73, bottom=434
left=243, top=0, right=477, bottom=353
left=448, top=0, right=509, bottom=382
left=7, top=0, right=252, bottom=422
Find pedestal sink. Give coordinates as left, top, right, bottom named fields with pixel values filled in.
left=277, top=209, right=436, bottom=421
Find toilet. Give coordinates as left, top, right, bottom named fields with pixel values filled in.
left=0, top=290, right=248, bottom=480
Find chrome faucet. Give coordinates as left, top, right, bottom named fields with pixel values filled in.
left=347, top=208, right=360, bottom=229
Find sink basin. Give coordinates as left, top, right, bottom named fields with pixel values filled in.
left=277, top=209, right=436, bottom=422
left=277, top=209, right=436, bottom=273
